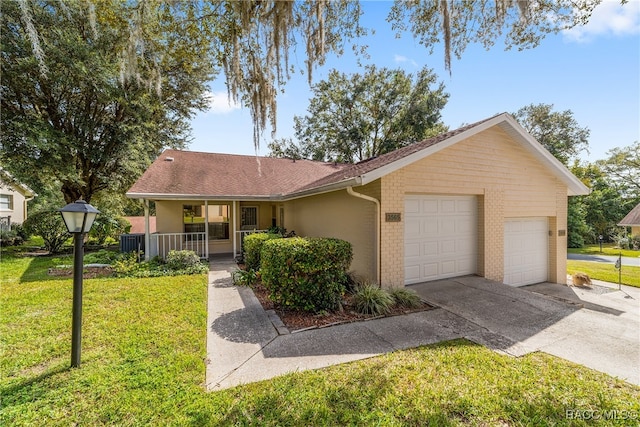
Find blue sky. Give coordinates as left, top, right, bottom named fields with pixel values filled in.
left=189, top=1, right=640, bottom=163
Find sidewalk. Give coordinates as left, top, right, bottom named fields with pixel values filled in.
left=205, top=259, right=639, bottom=390
left=205, top=259, right=482, bottom=390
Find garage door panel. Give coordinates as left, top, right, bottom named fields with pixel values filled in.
left=504, top=217, right=548, bottom=287
left=405, top=199, right=421, bottom=214
left=423, top=241, right=439, bottom=257
left=405, top=195, right=477, bottom=285
left=405, top=265, right=420, bottom=282
left=405, top=218, right=421, bottom=235
left=422, top=200, right=439, bottom=213
left=405, top=242, right=420, bottom=258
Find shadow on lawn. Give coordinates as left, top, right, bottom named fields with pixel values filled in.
left=1, top=364, right=70, bottom=407
left=18, top=255, right=72, bottom=283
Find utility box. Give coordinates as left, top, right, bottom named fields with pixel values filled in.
left=119, top=233, right=145, bottom=254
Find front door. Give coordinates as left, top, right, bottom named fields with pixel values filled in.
left=241, top=206, right=258, bottom=229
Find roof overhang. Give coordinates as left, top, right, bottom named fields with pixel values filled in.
left=357, top=113, right=590, bottom=196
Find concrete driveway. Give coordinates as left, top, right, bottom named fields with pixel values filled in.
left=409, top=276, right=640, bottom=385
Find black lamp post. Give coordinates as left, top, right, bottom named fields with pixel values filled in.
left=59, top=200, right=99, bottom=368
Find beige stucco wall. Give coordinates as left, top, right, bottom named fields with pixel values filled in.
left=286, top=189, right=377, bottom=282
left=631, top=226, right=640, bottom=236
left=0, top=181, right=28, bottom=224
left=379, top=126, right=569, bottom=287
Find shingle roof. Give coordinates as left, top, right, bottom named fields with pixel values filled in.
left=127, top=113, right=589, bottom=200
left=618, top=203, right=640, bottom=226
left=293, top=116, right=496, bottom=193
left=127, top=150, right=350, bottom=198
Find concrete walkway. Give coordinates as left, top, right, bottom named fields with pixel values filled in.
left=206, top=259, right=640, bottom=390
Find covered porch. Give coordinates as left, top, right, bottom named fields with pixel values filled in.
left=138, top=199, right=282, bottom=260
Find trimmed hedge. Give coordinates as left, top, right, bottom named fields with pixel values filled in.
left=243, top=233, right=282, bottom=270
left=261, top=237, right=353, bottom=312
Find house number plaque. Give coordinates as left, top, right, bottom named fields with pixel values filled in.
left=385, top=213, right=401, bottom=222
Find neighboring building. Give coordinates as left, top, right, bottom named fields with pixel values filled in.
left=127, top=113, right=589, bottom=287
left=0, top=168, right=36, bottom=229
left=123, top=216, right=157, bottom=234
left=618, top=202, right=640, bottom=236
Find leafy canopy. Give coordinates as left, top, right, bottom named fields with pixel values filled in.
left=274, top=65, right=448, bottom=163
left=1, top=1, right=215, bottom=203
left=512, top=103, right=590, bottom=165
left=2, top=0, right=610, bottom=207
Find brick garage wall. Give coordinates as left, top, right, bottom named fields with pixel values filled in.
left=377, top=125, right=568, bottom=286
left=380, top=170, right=405, bottom=287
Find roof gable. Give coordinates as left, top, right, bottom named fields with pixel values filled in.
left=293, top=113, right=589, bottom=197
left=618, top=203, right=640, bottom=226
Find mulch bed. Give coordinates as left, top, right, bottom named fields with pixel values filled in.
left=48, top=266, right=114, bottom=279
left=249, top=281, right=434, bottom=332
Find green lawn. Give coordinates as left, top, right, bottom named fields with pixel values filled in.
left=568, top=244, right=640, bottom=258
left=1, top=252, right=639, bottom=426
left=567, top=260, right=640, bottom=288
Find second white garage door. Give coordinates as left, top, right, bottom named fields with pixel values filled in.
left=404, top=195, right=477, bottom=285
left=504, top=217, right=549, bottom=286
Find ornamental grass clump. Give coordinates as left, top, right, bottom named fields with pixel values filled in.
left=352, top=284, right=394, bottom=316
left=389, top=287, right=423, bottom=309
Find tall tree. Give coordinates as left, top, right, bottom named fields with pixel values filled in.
left=285, top=65, right=448, bottom=163
left=597, top=141, right=640, bottom=199
left=1, top=1, right=216, bottom=203
left=512, top=103, right=590, bottom=165
left=569, top=161, right=632, bottom=244
left=11, top=0, right=608, bottom=155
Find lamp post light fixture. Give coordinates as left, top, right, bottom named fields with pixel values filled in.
left=59, top=200, right=100, bottom=368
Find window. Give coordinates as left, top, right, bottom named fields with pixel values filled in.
left=0, top=194, right=13, bottom=210
left=183, top=204, right=230, bottom=240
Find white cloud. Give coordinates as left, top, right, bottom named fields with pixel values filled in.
left=206, top=91, right=241, bottom=114
left=394, top=54, right=418, bottom=67
left=563, top=0, right=640, bottom=43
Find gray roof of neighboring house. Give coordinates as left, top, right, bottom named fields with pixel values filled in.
left=618, top=203, right=640, bottom=226
left=127, top=113, right=590, bottom=201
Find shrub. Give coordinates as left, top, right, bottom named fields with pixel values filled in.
left=232, top=269, right=260, bottom=287
left=12, top=223, right=30, bottom=241
left=113, top=251, right=208, bottom=277
left=389, top=287, right=423, bottom=309
left=166, top=250, right=202, bottom=270
left=84, top=249, right=120, bottom=264
left=89, top=213, right=129, bottom=245
left=0, top=228, right=21, bottom=247
left=352, top=284, right=393, bottom=316
left=243, top=233, right=282, bottom=270
left=261, top=237, right=352, bottom=312
left=23, top=210, right=70, bottom=253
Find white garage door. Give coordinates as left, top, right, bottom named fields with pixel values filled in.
left=404, top=195, right=477, bottom=285
left=504, top=217, right=548, bottom=286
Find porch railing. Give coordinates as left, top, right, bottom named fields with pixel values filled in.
left=234, top=229, right=267, bottom=257
left=150, top=232, right=207, bottom=260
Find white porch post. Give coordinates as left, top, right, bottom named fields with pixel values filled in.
left=143, top=199, right=150, bottom=261
left=232, top=200, right=237, bottom=258
left=204, top=200, right=209, bottom=259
